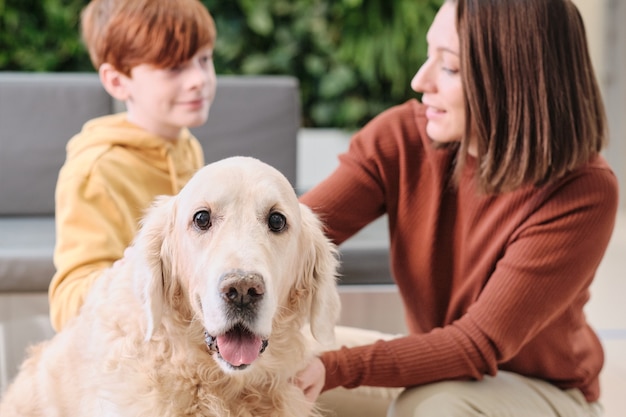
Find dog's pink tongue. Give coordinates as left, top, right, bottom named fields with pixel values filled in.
left=217, top=330, right=263, bottom=366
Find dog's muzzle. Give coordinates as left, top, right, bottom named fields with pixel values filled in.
left=202, top=271, right=270, bottom=370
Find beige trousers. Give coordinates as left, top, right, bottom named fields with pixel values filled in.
left=315, top=326, right=603, bottom=417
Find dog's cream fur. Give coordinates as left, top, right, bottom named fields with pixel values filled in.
left=0, top=156, right=341, bottom=417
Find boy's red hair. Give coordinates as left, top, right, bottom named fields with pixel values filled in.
left=81, top=0, right=216, bottom=75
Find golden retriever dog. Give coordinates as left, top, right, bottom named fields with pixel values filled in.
left=0, top=156, right=341, bottom=417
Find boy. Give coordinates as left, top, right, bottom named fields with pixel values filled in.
left=49, top=0, right=217, bottom=331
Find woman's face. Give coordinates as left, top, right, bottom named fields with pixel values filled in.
left=411, top=2, right=470, bottom=152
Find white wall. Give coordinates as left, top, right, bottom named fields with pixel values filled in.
left=573, top=0, right=626, bottom=208
left=572, top=0, right=605, bottom=70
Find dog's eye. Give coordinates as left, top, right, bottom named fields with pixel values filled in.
left=193, top=210, right=212, bottom=230
left=268, top=212, right=287, bottom=233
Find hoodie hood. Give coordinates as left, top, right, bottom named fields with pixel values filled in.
left=67, top=113, right=202, bottom=193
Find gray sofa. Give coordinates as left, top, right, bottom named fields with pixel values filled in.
left=0, top=72, right=396, bottom=395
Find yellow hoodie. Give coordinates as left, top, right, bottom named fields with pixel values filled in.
left=49, top=113, right=204, bottom=331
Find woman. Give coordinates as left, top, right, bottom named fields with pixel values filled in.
left=297, top=0, right=618, bottom=415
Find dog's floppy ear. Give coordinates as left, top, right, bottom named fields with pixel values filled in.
left=299, top=203, right=341, bottom=346
left=131, top=195, right=175, bottom=341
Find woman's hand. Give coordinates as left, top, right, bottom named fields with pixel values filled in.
left=295, top=356, right=326, bottom=403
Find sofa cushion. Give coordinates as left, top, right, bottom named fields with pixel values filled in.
left=0, top=72, right=112, bottom=216
left=338, top=216, right=393, bottom=285
left=192, top=76, right=300, bottom=187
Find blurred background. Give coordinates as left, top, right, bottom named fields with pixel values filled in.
left=1, top=0, right=622, bottom=205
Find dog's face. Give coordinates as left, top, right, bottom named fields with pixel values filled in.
left=132, top=157, right=340, bottom=372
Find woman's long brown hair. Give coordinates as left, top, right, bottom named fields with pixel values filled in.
left=454, top=0, right=607, bottom=194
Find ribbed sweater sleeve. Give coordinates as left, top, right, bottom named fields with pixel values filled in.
left=321, top=317, right=495, bottom=391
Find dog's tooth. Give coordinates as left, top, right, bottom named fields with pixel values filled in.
left=204, top=330, right=219, bottom=352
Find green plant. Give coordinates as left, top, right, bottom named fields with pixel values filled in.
left=205, top=0, right=442, bottom=128
left=0, top=0, right=91, bottom=71
left=0, top=0, right=442, bottom=128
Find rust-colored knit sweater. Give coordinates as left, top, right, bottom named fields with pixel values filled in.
left=300, top=100, right=618, bottom=402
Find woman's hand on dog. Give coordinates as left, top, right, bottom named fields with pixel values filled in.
left=295, top=356, right=326, bottom=406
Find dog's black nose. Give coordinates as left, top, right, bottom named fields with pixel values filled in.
left=219, top=271, right=265, bottom=308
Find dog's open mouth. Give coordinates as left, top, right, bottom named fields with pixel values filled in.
left=204, top=324, right=269, bottom=370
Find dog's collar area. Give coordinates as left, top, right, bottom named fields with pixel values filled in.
left=204, top=330, right=269, bottom=369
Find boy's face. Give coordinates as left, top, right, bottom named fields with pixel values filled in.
left=123, top=47, right=216, bottom=140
